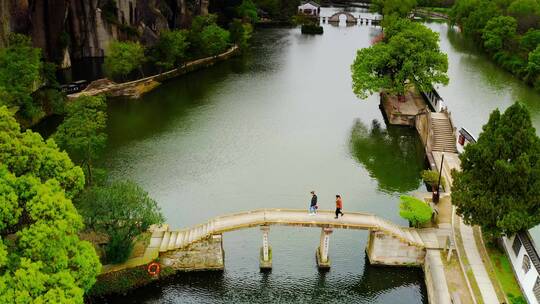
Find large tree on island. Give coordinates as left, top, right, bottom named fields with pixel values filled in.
left=76, top=180, right=164, bottom=264
left=351, top=19, right=449, bottom=101
left=452, top=103, right=540, bottom=238
left=0, top=106, right=100, bottom=303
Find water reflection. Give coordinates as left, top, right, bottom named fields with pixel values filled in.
left=349, top=119, right=425, bottom=193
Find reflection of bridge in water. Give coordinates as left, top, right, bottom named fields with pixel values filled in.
left=321, top=11, right=382, bottom=26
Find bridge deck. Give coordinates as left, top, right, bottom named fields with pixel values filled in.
left=146, top=209, right=427, bottom=258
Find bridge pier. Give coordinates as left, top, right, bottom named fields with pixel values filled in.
left=366, top=230, right=425, bottom=266
left=316, top=227, right=333, bottom=269
left=160, top=234, right=224, bottom=271
left=260, top=225, right=272, bottom=270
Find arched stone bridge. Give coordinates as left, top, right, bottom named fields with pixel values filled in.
left=120, top=209, right=441, bottom=273
left=328, top=12, right=358, bottom=23
left=101, top=209, right=450, bottom=303
left=325, top=12, right=381, bottom=25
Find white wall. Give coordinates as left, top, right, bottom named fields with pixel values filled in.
left=503, top=235, right=539, bottom=304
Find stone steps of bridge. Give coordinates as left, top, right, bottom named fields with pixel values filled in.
left=159, top=231, right=171, bottom=252
left=167, top=231, right=178, bottom=251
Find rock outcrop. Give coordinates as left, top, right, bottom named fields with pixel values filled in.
left=1, top=0, right=210, bottom=66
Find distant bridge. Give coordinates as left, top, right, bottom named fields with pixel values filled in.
left=323, top=12, right=382, bottom=25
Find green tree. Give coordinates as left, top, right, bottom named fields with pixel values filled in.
left=0, top=106, right=100, bottom=303
left=482, top=16, right=517, bottom=53
left=104, top=41, right=145, bottom=80
left=351, top=19, right=448, bottom=100
left=237, top=0, right=259, bottom=23
left=399, top=195, right=433, bottom=227
left=507, top=0, right=540, bottom=33
left=150, top=30, right=190, bottom=71
left=0, top=106, right=84, bottom=198
left=462, top=0, right=501, bottom=38
left=527, top=45, right=540, bottom=76
left=452, top=103, right=540, bottom=237
left=521, top=29, right=540, bottom=52
left=449, top=0, right=478, bottom=26
left=372, top=0, right=417, bottom=18
left=53, top=95, right=107, bottom=186
left=76, top=180, right=165, bottom=264
left=201, top=24, right=231, bottom=57
left=0, top=33, right=43, bottom=119
left=229, top=19, right=253, bottom=49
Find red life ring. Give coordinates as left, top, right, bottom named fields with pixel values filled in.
left=147, top=262, right=161, bottom=276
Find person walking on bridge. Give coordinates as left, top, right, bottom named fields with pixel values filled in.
left=309, top=191, right=318, bottom=215
left=335, top=194, right=344, bottom=219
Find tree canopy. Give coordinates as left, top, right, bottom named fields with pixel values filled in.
left=237, top=0, right=259, bottom=23
left=104, top=41, right=145, bottom=79
left=0, top=106, right=100, bottom=303
left=0, top=34, right=43, bottom=119
left=452, top=103, right=540, bottom=237
left=0, top=107, right=84, bottom=198
left=482, top=16, right=517, bottom=53
left=351, top=19, right=448, bottom=99
left=201, top=24, right=231, bottom=57
left=150, top=30, right=190, bottom=71
left=76, top=180, right=164, bottom=264
left=372, top=0, right=417, bottom=18
left=53, top=95, right=107, bottom=186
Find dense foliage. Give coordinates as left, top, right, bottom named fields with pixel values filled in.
left=201, top=24, right=231, bottom=57
left=0, top=106, right=100, bottom=303
left=229, top=19, right=254, bottom=49
left=53, top=95, right=107, bottom=186
left=421, top=169, right=446, bottom=190
left=237, top=0, right=259, bottom=23
left=452, top=103, right=540, bottom=237
left=76, top=181, right=164, bottom=264
left=0, top=34, right=43, bottom=119
left=450, top=0, right=540, bottom=91
left=105, top=41, right=145, bottom=79
left=351, top=18, right=448, bottom=99
left=372, top=0, right=418, bottom=18
left=399, top=195, right=433, bottom=227
left=149, top=30, right=190, bottom=71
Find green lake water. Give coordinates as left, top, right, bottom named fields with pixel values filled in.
left=95, top=8, right=540, bottom=304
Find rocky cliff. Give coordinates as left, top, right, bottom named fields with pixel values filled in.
left=0, top=0, right=209, bottom=67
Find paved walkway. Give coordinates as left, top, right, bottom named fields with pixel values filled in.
left=460, top=218, right=499, bottom=303
left=433, top=152, right=500, bottom=303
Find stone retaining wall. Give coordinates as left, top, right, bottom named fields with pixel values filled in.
left=68, top=45, right=240, bottom=100
left=366, top=230, right=426, bottom=266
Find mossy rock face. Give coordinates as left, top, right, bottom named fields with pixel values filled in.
left=301, top=24, right=323, bottom=35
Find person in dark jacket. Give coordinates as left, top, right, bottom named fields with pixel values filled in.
left=335, top=194, right=344, bottom=219
left=309, top=191, right=318, bottom=215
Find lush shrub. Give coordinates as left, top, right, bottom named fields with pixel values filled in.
left=399, top=195, right=433, bottom=227
left=421, top=169, right=446, bottom=190
left=481, top=16, right=517, bottom=53
left=301, top=24, right=324, bottom=34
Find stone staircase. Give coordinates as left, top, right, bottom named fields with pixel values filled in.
left=431, top=113, right=458, bottom=153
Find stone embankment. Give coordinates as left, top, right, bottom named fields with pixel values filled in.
left=68, top=45, right=240, bottom=100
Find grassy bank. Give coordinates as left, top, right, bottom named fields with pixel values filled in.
left=484, top=242, right=526, bottom=304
